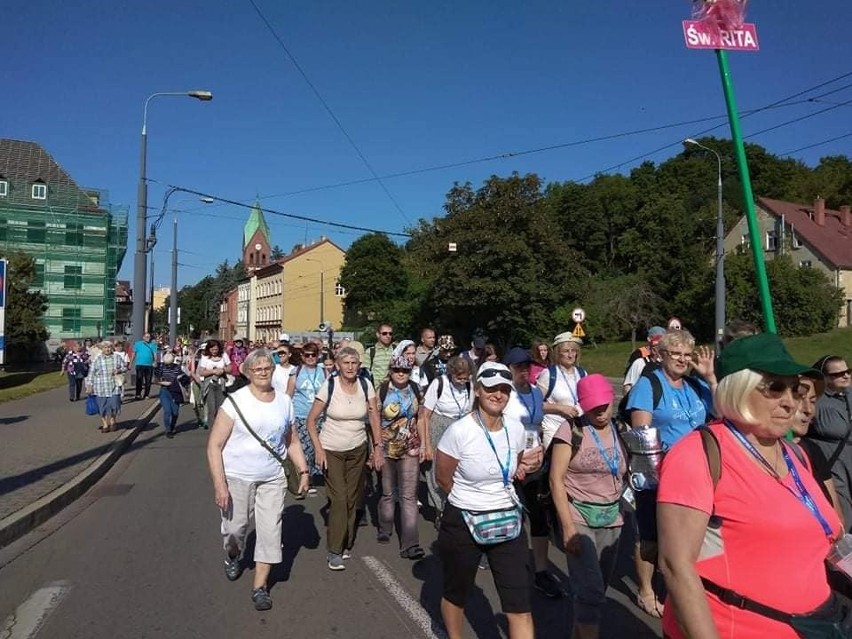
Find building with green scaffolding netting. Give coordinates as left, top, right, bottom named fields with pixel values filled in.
left=0, top=139, right=128, bottom=350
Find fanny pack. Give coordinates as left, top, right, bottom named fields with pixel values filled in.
left=460, top=506, right=523, bottom=545
left=702, top=578, right=852, bottom=638
left=571, top=498, right=621, bottom=528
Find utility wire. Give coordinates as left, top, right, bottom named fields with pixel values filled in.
left=164, top=183, right=412, bottom=238
left=246, top=0, right=410, bottom=224
left=781, top=131, right=852, bottom=156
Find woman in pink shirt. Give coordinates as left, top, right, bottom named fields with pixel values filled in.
left=657, top=333, right=843, bottom=639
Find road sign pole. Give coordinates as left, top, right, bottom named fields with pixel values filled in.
left=715, top=48, right=776, bottom=333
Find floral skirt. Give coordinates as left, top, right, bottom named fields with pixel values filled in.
left=295, top=417, right=323, bottom=478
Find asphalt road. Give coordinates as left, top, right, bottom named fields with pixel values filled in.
left=0, top=414, right=662, bottom=639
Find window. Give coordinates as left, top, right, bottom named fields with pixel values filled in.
left=335, top=282, right=346, bottom=297
left=799, top=260, right=813, bottom=268
left=64, top=265, right=82, bottom=290
left=27, top=221, right=46, bottom=243
left=62, top=308, right=82, bottom=333
left=740, top=234, right=751, bottom=249
left=32, top=183, right=47, bottom=200
left=33, top=262, right=45, bottom=287
left=66, top=223, right=83, bottom=246
left=0, top=180, right=7, bottom=197
left=792, top=233, right=803, bottom=249
left=765, top=231, right=777, bottom=251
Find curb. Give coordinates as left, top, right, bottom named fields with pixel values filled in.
left=0, top=401, right=161, bottom=549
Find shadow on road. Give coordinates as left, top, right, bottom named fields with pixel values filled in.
left=0, top=416, right=28, bottom=425
left=269, top=504, right=321, bottom=590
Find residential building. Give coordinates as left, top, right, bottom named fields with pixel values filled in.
left=236, top=279, right=251, bottom=339
left=152, top=286, right=170, bottom=311
left=723, top=196, right=852, bottom=326
left=115, top=280, right=132, bottom=337
left=252, top=262, right=284, bottom=343
left=281, top=237, right=346, bottom=332
left=218, top=288, right=238, bottom=342
left=0, top=139, right=128, bottom=345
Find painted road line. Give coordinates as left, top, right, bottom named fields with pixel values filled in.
left=0, top=580, right=70, bottom=639
left=362, top=556, right=448, bottom=639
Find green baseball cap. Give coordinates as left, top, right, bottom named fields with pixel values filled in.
left=717, top=333, right=821, bottom=380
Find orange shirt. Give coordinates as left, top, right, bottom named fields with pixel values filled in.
left=658, top=421, right=841, bottom=638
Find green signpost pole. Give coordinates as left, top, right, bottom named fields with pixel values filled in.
left=715, top=48, right=777, bottom=334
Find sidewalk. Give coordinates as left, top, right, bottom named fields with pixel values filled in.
left=0, top=385, right=161, bottom=546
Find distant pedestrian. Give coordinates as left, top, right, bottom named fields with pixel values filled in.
left=207, top=348, right=308, bottom=611
left=84, top=341, right=127, bottom=433
left=154, top=352, right=189, bottom=439
left=131, top=332, right=158, bottom=400
left=61, top=341, right=89, bottom=402
left=271, top=343, right=293, bottom=396
left=198, top=340, right=231, bottom=428
left=528, top=340, right=550, bottom=385
left=421, top=335, right=456, bottom=388
left=415, top=327, right=437, bottom=366
left=366, top=323, right=395, bottom=386
left=287, top=342, right=327, bottom=492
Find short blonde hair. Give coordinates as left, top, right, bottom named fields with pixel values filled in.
left=714, top=368, right=764, bottom=426
left=659, top=330, right=695, bottom=353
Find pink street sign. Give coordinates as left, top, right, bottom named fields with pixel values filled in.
left=683, top=20, right=759, bottom=51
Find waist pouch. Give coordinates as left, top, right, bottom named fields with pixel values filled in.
left=702, top=578, right=852, bottom=638
left=460, top=507, right=523, bottom=545
left=571, top=498, right=621, bottom=528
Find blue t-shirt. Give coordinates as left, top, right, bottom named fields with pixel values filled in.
left=291, top=366, right=326, bottom=418
left=625, top=369, right=712, bottom=449
left=134, top=340, right=157, bottom=367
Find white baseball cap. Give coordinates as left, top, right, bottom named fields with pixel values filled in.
left=278, top=333, right=291, bottom=343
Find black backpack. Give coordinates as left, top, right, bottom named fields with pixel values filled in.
left=324, top=374, right=370, bottom=417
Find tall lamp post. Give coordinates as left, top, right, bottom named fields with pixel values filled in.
left=169, top=196, right=213, bottom=347
left=685, top=138, right=725, bottom=349
left=304, top=258, right=325, bottom=329
left=131, top=90, right=213, bottom=345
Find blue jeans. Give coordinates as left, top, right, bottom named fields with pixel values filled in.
left=159, top=389, right=179, bottom=434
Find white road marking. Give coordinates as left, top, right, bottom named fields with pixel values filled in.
left=362, top=556, right=448, bottom=639
left=0, top=581, right=70, bottom=639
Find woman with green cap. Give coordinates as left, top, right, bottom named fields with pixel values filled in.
left=657, top=333, right=844, bottom=639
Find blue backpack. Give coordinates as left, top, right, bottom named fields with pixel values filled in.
left=542, top=364, right=587, bottom=402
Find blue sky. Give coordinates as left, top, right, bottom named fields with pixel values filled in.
left=3, top=1, right=850, bottom=289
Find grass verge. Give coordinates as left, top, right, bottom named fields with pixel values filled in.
left=0, top=369, right=67, bottom=404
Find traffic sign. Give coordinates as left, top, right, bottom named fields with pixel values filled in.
left=571, top=308, right=586, bottom=323
left=683, top=20, right=759, bottom=51
left=572, top=323, right=585, bottom=338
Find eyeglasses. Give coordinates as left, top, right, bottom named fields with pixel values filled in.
left=276, top=351, right=288, bottom=356
left=662, top=350, right=693, bottom=361
left=380, top=331, right=393, bottom=336
left=250, top=367, right=273, bottom=375
left=756, top=378, right=807, bottom=401
left=478, top=368, right=513, bottom=382
left=482, top=385, right=510, bottom=395
left=302, top=352, right=318, bottom=358
left=827, top=369, right=852, bottom=379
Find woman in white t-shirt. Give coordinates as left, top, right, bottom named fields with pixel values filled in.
left=418, top=356, right=474, bottom=524
left=207, top=348, right=308, bottom=612
left=435, top=362, right=544, bottom=639
left=306, top=346, right=384, bottom=571
left=198, top=340, right=232, bottom=428
left=271, top=343, right=293, bottom=396
left=537, top=332, right=588, bottom=449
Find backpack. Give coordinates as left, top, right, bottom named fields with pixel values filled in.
left=617, top=363, right=705, bottom=423
left=379, top=379, right=423, bottom=405
left=323, top=374, right=370, bottom=418
left=623, top=346, right=651, bottom=378
left=543, top=364, right=588, bottom=402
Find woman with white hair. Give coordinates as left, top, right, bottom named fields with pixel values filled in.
left=84, top=341, right=127, bottom=433
left=658, top=333, right=843, bottom=638
left=155, top=352, right=189, bottom=439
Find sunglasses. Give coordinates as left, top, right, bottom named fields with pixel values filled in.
left=478, top=368, right=512, bottom=382
left=756, top=378, right=807, bottom=400
left=380, top=331, right=393, bottom=336
left=827, top=369, right=852, bottom=379
left=390, top=368, right=410, bottom=374
left=302, top=352, right=318, bottom=358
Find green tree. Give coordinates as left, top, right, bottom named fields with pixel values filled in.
left=409, top=173, right=587, bottom=346
left=270, top=244, right=285, bottom=261
left=4, top=252, right=49, bottom=364
left=338, top=233, right=408, bottom=330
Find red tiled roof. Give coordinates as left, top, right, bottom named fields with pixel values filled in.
left=758, top=197, right=852, bottom=269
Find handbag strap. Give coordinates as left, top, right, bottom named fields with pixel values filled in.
left=701, top=577, right=791, bottom=623
left=226, top=395, right=287, bottom=469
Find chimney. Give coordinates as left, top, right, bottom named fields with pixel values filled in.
left=815, top=197, right=826, bottom=226
left=841, top=205, right=851, bottom=228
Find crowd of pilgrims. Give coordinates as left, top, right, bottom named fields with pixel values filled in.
left=69, top=322, right=852, bottom=637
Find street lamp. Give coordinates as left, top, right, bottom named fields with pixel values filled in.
left=685, top=138, right=725, bottom=349
left=304, top=258, right=325, bottom=329
left=131, top=90, right=213, bottom=345
left=169, top=196, right=213, bottom=347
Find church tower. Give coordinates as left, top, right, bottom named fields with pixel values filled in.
left=242, top=200, right=272, bottom=273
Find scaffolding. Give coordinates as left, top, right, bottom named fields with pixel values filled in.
left=0, top=186, right=128, bottom=344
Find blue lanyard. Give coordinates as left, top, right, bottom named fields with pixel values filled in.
left=474, top=411, right=511, bottom=488
left=516, top=388, right=539, bottom=426
left=725, top=421, right=834, bottom=539
left=586, top=419, right=620, bottom=478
